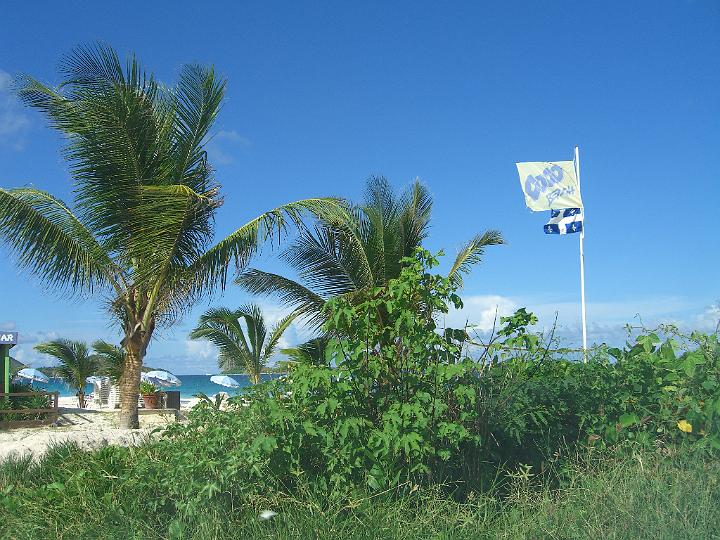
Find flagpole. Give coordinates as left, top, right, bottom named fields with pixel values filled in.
left=575, top=145, right=588, bottom=362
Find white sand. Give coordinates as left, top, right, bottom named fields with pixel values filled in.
left=0, top=397, right=202, bottom=461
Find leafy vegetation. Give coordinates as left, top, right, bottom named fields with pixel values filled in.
left=1, top=44, right=716, bottom=540
left=91, top=340, right=126, bottom=383
left=139, top=381, right=157, bottom=395
left=34, top=340, right=99, bottom=408
left=237, top=176, right=503, bottom=331
left=2, top=249, right=716, bottom=538
left=0, top=44, right=343, bottom=427
left=0, top=382, right=52, bottom=422
left=188, top=304, right=295, bottom=383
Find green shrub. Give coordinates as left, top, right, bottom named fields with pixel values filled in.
left=0, top=382, right=52, bottom=422
left=163, top=249, right=720, bottom=497
left=139, top=381, right=157, bottom=395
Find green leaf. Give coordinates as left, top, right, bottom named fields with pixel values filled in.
left=619, top=413, right=640, bottom=428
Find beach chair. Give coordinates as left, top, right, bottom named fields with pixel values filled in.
left=92, top=378, right=111, bottom=408
left=108, top=385, right=119, bottom=409
left=107, top=384, right=148, bottom=409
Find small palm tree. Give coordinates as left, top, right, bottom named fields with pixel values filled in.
left=189, top=305, right=295, bottom=384
left=34, top=340, right=99, bottom=408
left=238, top=176, right=504, bottom=329
left=92, top=340, right=125, bottom=383
left=0, top=44, right=342, bottom=428
left=280, top=336, right=329, bottom=366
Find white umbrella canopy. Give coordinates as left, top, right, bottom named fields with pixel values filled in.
left=16, top=368, right=49, bottom=383
left=210, top=375, right=240, bottom=388
left=86, top=375, right=109, bottom=385
left=142, top=370, right=181, bottom=387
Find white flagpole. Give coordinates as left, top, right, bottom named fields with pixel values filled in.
left=575, top=145, right=588, bottom=362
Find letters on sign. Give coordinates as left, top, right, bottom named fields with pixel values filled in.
left=524, top=164, right=565, bottom=201
left=0, top=332, right=18, bottom=345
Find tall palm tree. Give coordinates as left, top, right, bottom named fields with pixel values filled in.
left=34, top=340, right=99, bottom=408
left=189, top=304, right=295, bottom=384
left=0, top=44, right=340, bottom=427
left=238, top=176, right=504, bottom=330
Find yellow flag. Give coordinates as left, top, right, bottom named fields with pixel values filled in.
left=516, top=161, right=583, bottom=211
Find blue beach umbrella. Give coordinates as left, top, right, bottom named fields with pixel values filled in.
left=16, top=368, right=49, bottom=384
left=142, top=370, right=181, bottom=387
left=210, top=375, right=240, bottom=388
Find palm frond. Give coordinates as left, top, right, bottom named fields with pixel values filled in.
left=132, top=184, right=220, bottom=283
left=263, top=312, right=298, bottom=361
left=0, top=188, right=121, bottom=295
left=398, top=179, right=433, bottom=257
left=280, top=336, right=330, bottom=366
left=19, top=44, right=177, bottom=260
left=236, top=269, right=327, bottom=329
left=189, top=307, right=251, bottom=373
left=92, top=340, right=125, bottom=383
left=34, top=339, right=99, bottom=392
left=283, top=226, right=364, bottom=297
left=237, top=304, right=266, bottom=367
left=448, top=230, right=505, bottom=287
left=172, top=64, right=226, bottom=191
left=187, top=198, right=346, bottom=299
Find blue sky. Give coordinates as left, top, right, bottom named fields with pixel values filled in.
left=0, top=1, right=718, bottom=373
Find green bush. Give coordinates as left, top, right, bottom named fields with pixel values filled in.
left=162, top=249, right=720, bottom=497
left=1, top=249, right=718, bottom=537
left=0, top=382, right=52, bottom=422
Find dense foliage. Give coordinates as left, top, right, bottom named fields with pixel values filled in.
left=1, top=250, right=718, bottom=537
left=158, top=249, right=720, bottom=496
left=1, top=444, right=718, bottom=539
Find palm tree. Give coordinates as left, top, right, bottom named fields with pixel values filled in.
left=280, top=336, right=330, bottom=367
left=238, top=176, right=504, bottom=330
left=0, top=44, right=340, bottom=427
left=92, top=340, right=125, bottom=383
left=34, top=340, right=99, bottom=408
left=189, top=304, right=295, bottom=384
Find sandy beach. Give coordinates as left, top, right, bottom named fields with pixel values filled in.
left=0, top=397, right=201, bottom=461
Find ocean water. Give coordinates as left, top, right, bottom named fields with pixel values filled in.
left=30, top=373, right=284, bottom=398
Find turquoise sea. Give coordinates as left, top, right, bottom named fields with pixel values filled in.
left=30, top=373, right=284, bottom=398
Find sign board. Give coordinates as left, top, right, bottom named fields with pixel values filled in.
left=0, top=332, right=18, bottom=346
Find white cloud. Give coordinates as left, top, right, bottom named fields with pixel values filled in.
left=443, top=293, right=718, bottom=347
left=207, top=129, right=251, bottom=165
left=215, top=130, right=251, bottom=145
left=0, top=70, right=30, bottom=149
left=695, top=303, right=720, bottom=333
left=184, top=339, right=217, bottom=360
left=445, top=294, right=518, bottom=332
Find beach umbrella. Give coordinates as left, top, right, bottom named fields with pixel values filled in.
left=142, top=370, right=181, bottom=387
left=210, top=375, right=240, bottom=388
left=16, top=368, right=49, bottom=383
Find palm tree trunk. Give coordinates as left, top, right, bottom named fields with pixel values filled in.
left=78, top=390, right=85, bottom=409
left=118, top=336, right=143, bottom=429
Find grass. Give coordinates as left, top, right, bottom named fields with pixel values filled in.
left=0, top=444, right=718, bottom=539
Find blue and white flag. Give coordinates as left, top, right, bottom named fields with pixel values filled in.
left=544, top=208, right=583, bottom=235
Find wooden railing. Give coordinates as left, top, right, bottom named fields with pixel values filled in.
left=0, top=391, right=60, bottom=428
